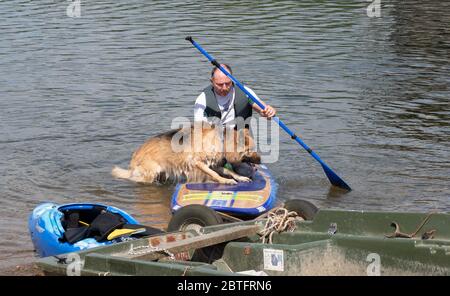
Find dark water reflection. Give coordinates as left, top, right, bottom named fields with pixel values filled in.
left=0, top=0, right=449, bottom=271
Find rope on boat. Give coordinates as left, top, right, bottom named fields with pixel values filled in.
left=128, top=243, right=176, bottom=260
left=258, top=207, right=304, bottom=244
left=182, top=266, right=193, bottom=276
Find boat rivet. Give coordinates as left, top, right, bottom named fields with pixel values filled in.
left=150, top=238, right=161, bottom=246
left=243, top=246, right=251, bottom=255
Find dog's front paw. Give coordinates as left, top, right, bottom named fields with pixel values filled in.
left=235, top=176, right=251, bottom=183
left=220, top=178, right=238, bottom=185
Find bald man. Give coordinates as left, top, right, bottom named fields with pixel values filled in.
left=194, top=64, right=276, bottom=128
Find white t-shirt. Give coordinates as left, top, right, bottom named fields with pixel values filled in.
left=194, top=86, right=259, bottom=126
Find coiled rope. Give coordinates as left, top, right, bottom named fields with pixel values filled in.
left=258, top=207, right=303, bottom=244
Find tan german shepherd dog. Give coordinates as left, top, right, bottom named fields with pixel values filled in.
left=112, top=125, right=260, bottom=184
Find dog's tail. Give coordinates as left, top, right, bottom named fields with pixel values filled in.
left=111, top=166, right=132, bottom=180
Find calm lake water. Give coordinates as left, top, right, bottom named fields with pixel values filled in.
left=0, top=0, right=449, bottom=272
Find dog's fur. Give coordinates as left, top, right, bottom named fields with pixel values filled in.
left=112, top=125, right=260, bottom=184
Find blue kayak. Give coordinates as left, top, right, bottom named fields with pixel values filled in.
left=29, top=203, right=162, bottom=257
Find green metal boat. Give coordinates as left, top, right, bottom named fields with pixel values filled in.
left=36, top=208, right=450, bottom=276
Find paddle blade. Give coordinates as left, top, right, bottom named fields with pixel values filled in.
left=321, top=163, right=352, bottom=191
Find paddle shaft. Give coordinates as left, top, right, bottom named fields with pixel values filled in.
left=185, top=37, right=351, bottom=191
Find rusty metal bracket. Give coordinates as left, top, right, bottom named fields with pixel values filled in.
left=385, top=212, right=436, bottom=239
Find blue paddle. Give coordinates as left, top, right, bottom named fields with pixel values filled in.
left=186, top=37, right=351, bottom=191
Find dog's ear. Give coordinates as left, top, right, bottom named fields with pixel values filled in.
left=242, top=153, right=261, bottom=164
